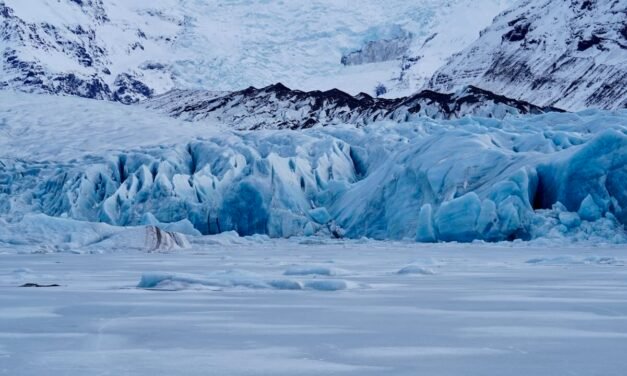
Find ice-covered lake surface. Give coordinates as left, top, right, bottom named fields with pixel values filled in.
left=1, top=237, right=626, bottom=375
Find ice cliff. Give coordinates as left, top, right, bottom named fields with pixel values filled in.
left=1, top=92, right=625, bottom=243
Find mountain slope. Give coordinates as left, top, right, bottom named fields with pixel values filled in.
left=144, top=83, right=561, bottom=130
left=428, top=0, right=627, bottom=110
left=1, top=0, right=513, bottom=102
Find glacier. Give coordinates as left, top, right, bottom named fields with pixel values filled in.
left=1, top=91, right=625, bottom=244
left=2, top=2, right=627, bottom=375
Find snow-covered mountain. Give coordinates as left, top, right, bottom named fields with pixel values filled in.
left=0, top=0, right=513, bottom=102
left=1, top=0, right=160, bottom=103
left=144, top=83, right=561, bottom=130
left=3, top=0, right=625, bottom=110
left=428, top=0, right=627, bottom=111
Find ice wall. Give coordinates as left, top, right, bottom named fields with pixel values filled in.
left=1, top=107, right=626, bottom=243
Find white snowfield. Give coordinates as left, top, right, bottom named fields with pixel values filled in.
left=1, top=91, right=626, bottom=243
left=1, top=238, right=627, bottom=375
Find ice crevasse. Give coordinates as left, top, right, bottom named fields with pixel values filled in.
left=0, top=107, right=626, bottom=243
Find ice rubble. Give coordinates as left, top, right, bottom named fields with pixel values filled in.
left=0, top=92, right=626, bottom=244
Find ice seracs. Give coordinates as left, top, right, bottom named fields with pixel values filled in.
left=1, top=91, right=625, bottom=243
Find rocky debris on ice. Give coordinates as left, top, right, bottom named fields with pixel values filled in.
left=19, top=283, right=60, bottom=288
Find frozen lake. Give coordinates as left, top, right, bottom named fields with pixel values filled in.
left=1, top=239, right=626, bottom=375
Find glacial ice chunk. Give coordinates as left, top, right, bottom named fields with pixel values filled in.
left=476, top=199, right=499, bottom=240
left=559, top=212, right=581, bottom=229
left=303, top=222, right=316, bottom=237
left=435, top=193, right=481, bottom=242
left=578, top=194, right=602, bottom=221
left=309, top=207, right=331, bottom=224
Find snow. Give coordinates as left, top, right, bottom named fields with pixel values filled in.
left=1, top=238, right=627, bottom=375
left=1, top=91, right=626, bottom=243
